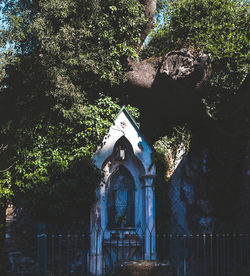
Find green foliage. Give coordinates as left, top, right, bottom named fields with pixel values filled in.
left=1, top=0, right=146, bottom=98
left=0, top=182, right=8, bottom=263
left=142, top=0, right=249, bottom=103
left=0, top=206, right=8, bottom=276
left=0, top=171, right=13, bottom=202
left=0, top=149, right=13, bottom=241
left=154, top=125, right=191, bottom=160
left=0, top=95, right=135, bottom=221
left=0, top=0, right=142, bottom=221
left=0, top=0, right=145, bottom=122
left=152, top=126, right=191, bottom=224
left=153, top=125, right=191, bottom=178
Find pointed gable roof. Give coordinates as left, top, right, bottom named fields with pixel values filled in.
left=94, top=106, right=155, bottom=174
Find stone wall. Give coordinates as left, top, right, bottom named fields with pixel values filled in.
left=167, top=149, right=215, bottom=234
left=167, top=144, right=250, bottom=234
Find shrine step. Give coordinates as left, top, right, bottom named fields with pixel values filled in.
left=114, top=260, right=173, bottom=276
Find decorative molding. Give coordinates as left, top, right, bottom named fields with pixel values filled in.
left=140, top=174, right=156, bottom=180
left=140, top=174, right=156, bottom=188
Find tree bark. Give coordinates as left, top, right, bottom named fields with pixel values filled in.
left=137, top=0, right=157, bottom=53
left=127, top=49, right=212, bottom=90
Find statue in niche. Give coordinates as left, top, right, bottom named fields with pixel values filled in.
left=108, top=166, right=134, bottom=228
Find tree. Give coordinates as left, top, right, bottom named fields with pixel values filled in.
left=136, top=0, right=249, bottom=223
left=0, top=144, right=12, bottom=269
left=141, top=0, right=249, bottom=115
left=0, top=0, right=142, bottom=222
left=0, top=0, right=249, bottom=228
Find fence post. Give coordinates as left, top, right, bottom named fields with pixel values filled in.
left=38, top=223, right=47, bottom=276
left=203, top=232, right=206, bottom=276
left=210, top=233, right=213, bottom=276
left=66, top=232, right=71, bottom=275
left=89, top=225, right=103, bottom=276
left=246, top=234, right=249, bottom=270
left=51, top=233, right=55, bottom=276
left=58, top=233, right=62, bottom=276
left=183, top=234, right=187, bottom=276
left=80, top=233, right=85, bottom=276
left=73, top=234, right=78, bottom=276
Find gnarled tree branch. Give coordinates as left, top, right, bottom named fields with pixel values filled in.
left=137, top=0, right=157, bottom=53
left=127, top=49, right=212, bottom=90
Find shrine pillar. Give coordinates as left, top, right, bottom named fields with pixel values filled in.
left=142, top=174, right=156, bottom=260
left=89, top=195, right=103, bottom=276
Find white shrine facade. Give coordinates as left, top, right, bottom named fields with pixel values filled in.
left=90, top=106, right=156, bottom=275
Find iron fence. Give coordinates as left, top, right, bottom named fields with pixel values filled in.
left=37, top=226, right=250, bottom=276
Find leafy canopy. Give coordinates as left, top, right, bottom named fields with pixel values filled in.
left=143, top=0, right=249, bottom=94
left=0, top=0, right=142, bottom=221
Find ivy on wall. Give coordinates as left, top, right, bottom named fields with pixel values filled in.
left=152, top=125, right=192, bottom=225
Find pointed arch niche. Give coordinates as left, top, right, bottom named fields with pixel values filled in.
left=102, top=135, right=146, bottom=230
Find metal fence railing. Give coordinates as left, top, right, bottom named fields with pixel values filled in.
left=37, top=227, right=250, bottom=276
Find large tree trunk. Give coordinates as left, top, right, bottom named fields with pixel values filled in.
left=130, top=2, right=212, bottom=91
left=127, top=49, right=211, bottom=90
left=120, top=49, right=212, bottom=141
left=119, top=2, right=213, bottom=138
